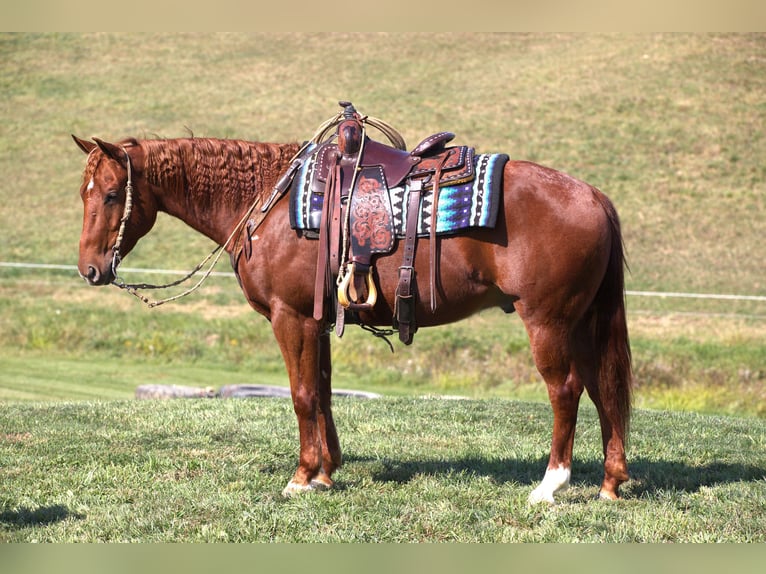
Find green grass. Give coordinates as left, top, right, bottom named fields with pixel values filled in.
left=1, top=397, right=764, bottom=542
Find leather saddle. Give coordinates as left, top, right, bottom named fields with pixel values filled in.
left=280, top=102, right=476, bottom=344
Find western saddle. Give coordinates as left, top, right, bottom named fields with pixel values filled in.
left=271, top=101, right=476, bottom=345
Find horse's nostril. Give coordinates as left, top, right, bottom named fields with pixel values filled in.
left=87, top=265, right=100, bottom=283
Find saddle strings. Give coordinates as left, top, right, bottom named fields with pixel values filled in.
left=336, top=123, right=367, bottom=290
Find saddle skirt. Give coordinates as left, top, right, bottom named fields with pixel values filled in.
left=289, top=143, right=509, bottom=239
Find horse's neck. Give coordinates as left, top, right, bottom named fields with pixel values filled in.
left=145, top=139, right=300, bottom=246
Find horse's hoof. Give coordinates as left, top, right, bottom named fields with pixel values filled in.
left=528, top=465, right=570, bottom=504
left=527, top=488, right=556, bottom=505
left=281, top=476, right=333, bottom=497
left=310, top=478, right=331, bottom=491
left=282, top=480, right=315, bottom=497
left=598, top=489, right=619, bottom=501
left=310, top=472, right=333, bottom=490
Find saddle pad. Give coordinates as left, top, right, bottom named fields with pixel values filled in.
left=393, top=152, right=508, bottom=236
left=289, top=147, right=509, bottom=238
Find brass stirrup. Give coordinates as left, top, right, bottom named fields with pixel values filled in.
left=337, top=263, right=377, bottom=309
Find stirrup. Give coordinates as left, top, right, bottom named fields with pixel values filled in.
left=337, top=263, right=377, bottom=309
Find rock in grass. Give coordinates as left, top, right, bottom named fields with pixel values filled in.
left=135, top=384, right=216, bottom=399
left=217, top=384, right=381, bottom=399
left=218, top=384, right=292, bottom=398
left=134, top=383, right=381, bottom=400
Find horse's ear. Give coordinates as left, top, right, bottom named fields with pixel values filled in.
left=72, top=135, right=96, bottom=155
left=93, top=137, right=127, bottom=166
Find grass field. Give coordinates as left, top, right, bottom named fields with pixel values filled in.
left=2, top=397, right=765, bottom=542
left=0, top=33, right=765, bottom=542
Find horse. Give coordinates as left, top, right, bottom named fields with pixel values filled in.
left=72, top=121, right=632, bottom=504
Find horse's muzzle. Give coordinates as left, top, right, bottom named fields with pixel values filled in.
left=80, top=264, right=113, bottom=286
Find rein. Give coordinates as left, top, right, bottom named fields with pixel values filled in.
left=109, top=147, right=266, bottom=308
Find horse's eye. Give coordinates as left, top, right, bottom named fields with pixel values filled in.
left=104, top=191, right=119, bottom=205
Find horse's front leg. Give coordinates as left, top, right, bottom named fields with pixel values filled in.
left=271, top=309, right=336, bottom=496
left=314, top=330, right=342, bottom=487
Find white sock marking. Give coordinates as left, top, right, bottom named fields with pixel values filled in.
left=528, top=464, right=571, bottom=504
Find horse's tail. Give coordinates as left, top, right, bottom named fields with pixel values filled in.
left=589, top=190, right=633, bottom=440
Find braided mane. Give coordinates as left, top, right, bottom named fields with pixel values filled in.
left=141, top=138, right=300, bottom=213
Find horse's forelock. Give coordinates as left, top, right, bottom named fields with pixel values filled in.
left=82, top=147, right=103, bottom=187
left=82, top=137, right=139, bottom=186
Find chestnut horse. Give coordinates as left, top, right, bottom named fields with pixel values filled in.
left=72, top=131, right=632, bottom=503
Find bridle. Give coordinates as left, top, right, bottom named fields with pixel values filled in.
left=109, top=147, right=134, bottom=281
left=105, top=146, right=264, bottom=308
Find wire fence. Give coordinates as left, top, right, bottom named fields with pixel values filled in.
left=2, top=261, right=766, bottom=318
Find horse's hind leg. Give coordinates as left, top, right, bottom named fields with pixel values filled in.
left=525, top=323, right=584, bottom=504
left=527, top=319, right=630, bottom=502
left=574, top=308, right=630, bottom=499
left=582, top=384, right=629, bottom=499
left=566, top=322, right=629, bottom=500
left=581, top=365, right=630, bottom=500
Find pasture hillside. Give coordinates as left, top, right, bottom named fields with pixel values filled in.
left=0, top=33, right=764, bottom=415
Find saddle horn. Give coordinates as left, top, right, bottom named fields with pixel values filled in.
left=311, top=101, right=407, bottom=151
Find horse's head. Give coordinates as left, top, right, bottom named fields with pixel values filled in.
left=73, top=136, right=157, bottom=285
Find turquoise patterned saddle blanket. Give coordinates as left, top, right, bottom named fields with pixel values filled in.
left=289, top=143, right=508, bottom=238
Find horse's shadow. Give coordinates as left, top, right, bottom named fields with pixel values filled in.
left=0, top=504, right=82, bottom=530
left=622, top=457, right=766, bottom=497
left=344, top=454, right=765, bottom=498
